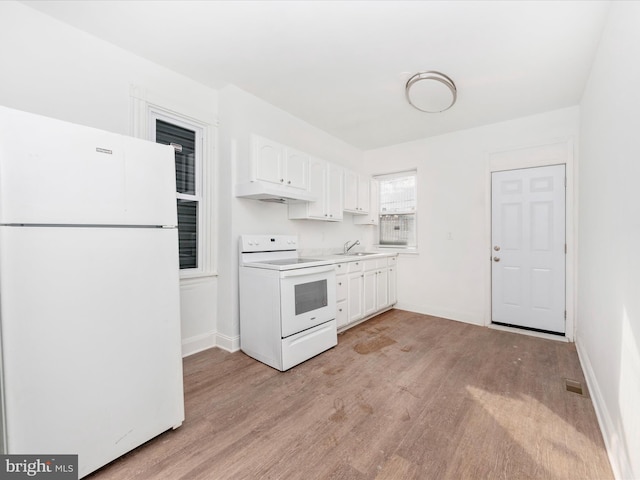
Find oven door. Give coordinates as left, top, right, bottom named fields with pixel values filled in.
left=280, top=264, right=336, bottom=338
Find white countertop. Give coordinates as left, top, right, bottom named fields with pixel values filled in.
left=313, top=251, right=398, bottom=263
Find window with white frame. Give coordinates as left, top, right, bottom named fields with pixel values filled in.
left=376, top=171, right=417, bottom=249
left=150, top=112, right=204, bottom=271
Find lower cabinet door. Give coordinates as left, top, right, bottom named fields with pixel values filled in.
left=347, top=272, right=363, bottom=323
left=336, top=300, right=348, bottom=329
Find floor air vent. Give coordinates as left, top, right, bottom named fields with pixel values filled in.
left=565, top=378, right=585, bottom=396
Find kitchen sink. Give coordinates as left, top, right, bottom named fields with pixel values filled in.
left=338, top=252, right=378, bottom=256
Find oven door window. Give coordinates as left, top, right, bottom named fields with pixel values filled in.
left=280, top=267, right=336, bottom=338
left=295, top=279, right=328, bottom=315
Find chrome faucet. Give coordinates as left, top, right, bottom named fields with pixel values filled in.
left=344, top=240, right=360, bottom=254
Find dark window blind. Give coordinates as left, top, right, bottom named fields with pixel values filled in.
left=177, top=200, right=198, bottom=269
left=155, top=119, right=198, bottom=269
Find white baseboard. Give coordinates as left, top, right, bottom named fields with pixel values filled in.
left=576, top=339, right=634, bottom=480
left=181, top=331, right=216, bottom=358
left=215, top=332, right=240, bottom=352
left=181, top=331, right=241, bottom=357
left=395, top=302, right=484, bottom=326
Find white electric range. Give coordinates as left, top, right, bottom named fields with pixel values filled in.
left=238, top=235, right=337, bottom=371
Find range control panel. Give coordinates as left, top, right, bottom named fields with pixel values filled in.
left=239, top=234, right=298, bottom=253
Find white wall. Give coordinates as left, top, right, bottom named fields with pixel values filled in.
left=216, top=85, right=372, bottom=350
left=578, top=2, right=640, bottom=478
left=0, top=1, right=219, bottom=356
left=363, top=107, right=579, bottom=326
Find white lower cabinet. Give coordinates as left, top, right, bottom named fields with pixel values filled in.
left=335, top=263, right=349, bottom=329
left=347, top=261, right=364, bottom=324
left=376, top=267, right=389, bottom=310
left=362, top=261, right=377, bottom=318
left=388, top=256, right=397, bottom=306
left=338, top=254, right=397, bottom=332
left=337, top=300, right=348, bottom=328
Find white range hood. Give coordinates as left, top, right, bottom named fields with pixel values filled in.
left=235, top=181, right=317, bottom=203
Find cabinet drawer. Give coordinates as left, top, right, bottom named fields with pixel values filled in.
left=335, top=262, right=348, bottom=274
left=336, top=274, right=347, bottom=302
left=388, top=255, right=397, bottom=266
left=347, top=261, right=363, bottom=273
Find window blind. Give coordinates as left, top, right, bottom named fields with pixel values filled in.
left=155, top=119, right=199, bottom=269
left=177, top=200, right=198, bottom=269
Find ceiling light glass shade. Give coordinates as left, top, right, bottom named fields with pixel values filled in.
left=405, top=71, right=457, bottom=113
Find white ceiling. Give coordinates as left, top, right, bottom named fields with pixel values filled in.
left=21, top=0, right=611, bottom=150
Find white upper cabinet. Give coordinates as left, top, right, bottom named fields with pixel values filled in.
left=353, top=179, right=379, bottom=225
left=253, top=136, right=282, bottom=185
left=326, top=163, right=344, bottom=220
left=283, top=146, right=309, bottom=191
left=253, top=135, right=308, bottom=190
left=288, top=158, right=343, bottom=221
left=344, top=170, right=370, bottom=214
left=344, top=170, right=358, bottom=212
left=357, top=175, right=370, bottom=213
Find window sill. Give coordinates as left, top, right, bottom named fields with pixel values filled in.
left=179, top=270, right=218, bottom=281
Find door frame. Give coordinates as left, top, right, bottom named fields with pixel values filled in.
left=484, top=138, right=576, bottom=341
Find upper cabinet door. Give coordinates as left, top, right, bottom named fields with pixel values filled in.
left=344, top=170, right=359, bottom=211
left=284, top=147, right=309, bottom=190
left=253, top=135, right=284, bottom=185
left=327, top=163, right=344, bottom=221
left=344, top=170, right=370, bottom=214
left=357, top=175, right=370, bottom=214
left=306, top=157, right=327, bottom=218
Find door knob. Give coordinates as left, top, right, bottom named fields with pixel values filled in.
left=494, top=245, right=501, bottom=251
left=493, top=256, right=500, bottom=262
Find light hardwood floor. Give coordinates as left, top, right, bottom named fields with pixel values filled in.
left=88, top=310, right=613, bottom=479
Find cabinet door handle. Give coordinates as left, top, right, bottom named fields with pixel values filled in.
left=287, top=180, right=291, bottom=184
left=280, top=178, right=284, bottom=183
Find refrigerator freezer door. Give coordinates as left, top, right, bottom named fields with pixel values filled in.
left=0, top=106, right=177, bottom=226
left=0, top=226, right=184, bottom=478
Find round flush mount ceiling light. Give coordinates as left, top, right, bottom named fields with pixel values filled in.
left=405, top=71, right=457, bottom=113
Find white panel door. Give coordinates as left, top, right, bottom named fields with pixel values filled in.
left=491, top=165, right=566, bottom=333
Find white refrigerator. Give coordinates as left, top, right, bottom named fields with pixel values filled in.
left=0, top=106, right=185, bottom=478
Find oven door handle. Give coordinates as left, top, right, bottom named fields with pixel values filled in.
left=280, top=264, right=336, bottom=277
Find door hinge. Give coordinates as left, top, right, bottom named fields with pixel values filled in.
left=565, top=177, right=567, bottom=187
left=565, top=244, right=567, bottom=254
left=564, top=310, right=567, bottom=319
